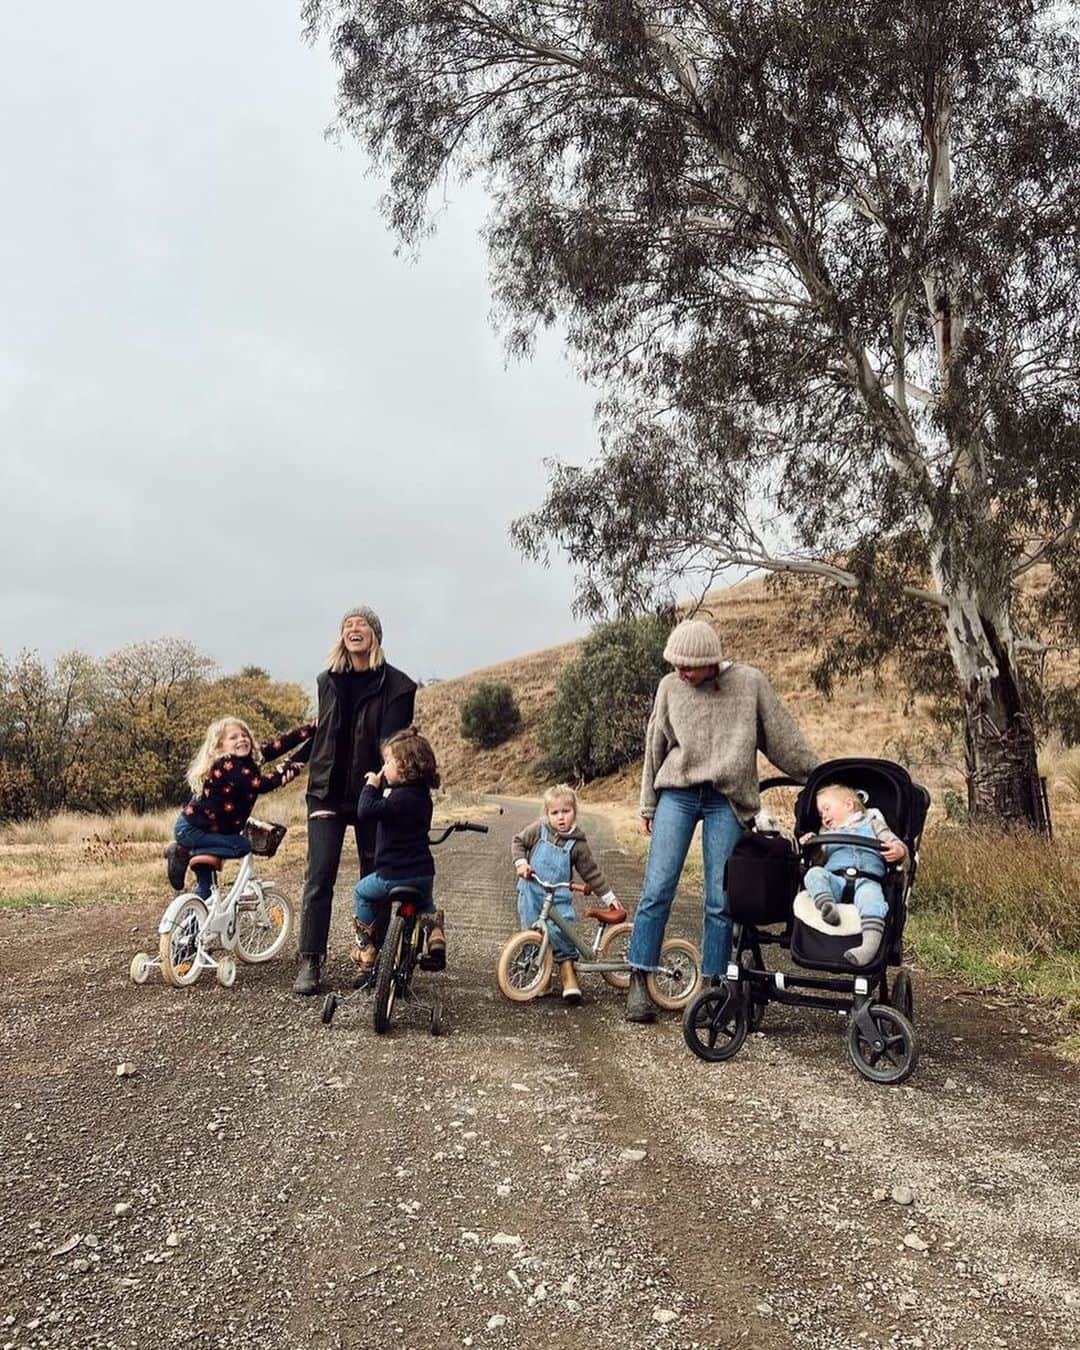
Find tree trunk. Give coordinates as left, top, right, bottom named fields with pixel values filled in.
left=940, top=585, right=1050, bottom=833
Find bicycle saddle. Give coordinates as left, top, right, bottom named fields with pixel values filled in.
left=583, top=902, right=627, bottom=925
left=188, top=854, right=223, bottom=870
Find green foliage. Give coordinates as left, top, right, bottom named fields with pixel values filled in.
left=312, top=0, right=1080, bottom=827
left=0, top=644, right=310, bottom=819
left=539, top=612, right=671, bottom=781
left=459, top=681, right=522, bottom=749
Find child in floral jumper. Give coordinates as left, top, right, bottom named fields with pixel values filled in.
left=512, top=784, right=620, bottom=1005
left=167, top=716, right=314, bottom=897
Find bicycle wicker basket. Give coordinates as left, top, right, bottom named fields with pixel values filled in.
left=243, top=819, right=287, bottom=857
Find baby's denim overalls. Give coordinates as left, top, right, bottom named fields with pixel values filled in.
left=516, top=825, right=578, bottom=962
left=804, top=814, right=889, bottom=920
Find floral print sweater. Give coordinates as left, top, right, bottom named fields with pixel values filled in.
left=181, top=723, right=315, bottom=834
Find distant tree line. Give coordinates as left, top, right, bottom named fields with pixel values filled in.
left=0, top=640, right=309, bottom=820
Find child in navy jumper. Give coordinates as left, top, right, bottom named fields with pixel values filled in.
left=168, top=716, right=315, bottom=897
left=350, top=727, right=445, bottom=981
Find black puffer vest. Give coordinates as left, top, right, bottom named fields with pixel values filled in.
left=305, top=663, right=417, bottom=810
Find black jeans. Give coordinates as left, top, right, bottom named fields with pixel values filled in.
left=298, top=809, right=376, bottom=957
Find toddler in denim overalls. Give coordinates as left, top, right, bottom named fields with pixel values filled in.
left=512, top=784, right=619, bottom=1004
left=802, top=783, right=908, bottom=967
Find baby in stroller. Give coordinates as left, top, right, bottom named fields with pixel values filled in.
left=801, top=782, right=908, bottom=967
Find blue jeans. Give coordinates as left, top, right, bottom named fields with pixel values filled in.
left=804, top=867, right=888, bottom=921
left=174, top=816, right=251, bottom=899
left=353, top=872, right=435, bottom=930
left=628, top=786, right=743, bottom=978
left=517, top=877, right=577, bottom=962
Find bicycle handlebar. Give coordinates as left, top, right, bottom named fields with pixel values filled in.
left=523, top=875, right=592, bottom=895
left=429, top=820, right=490, bottom=845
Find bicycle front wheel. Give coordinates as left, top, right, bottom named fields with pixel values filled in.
left=234, top=881, right=294, bottom=963
left=373, top=915, right=409, bottom=1034
left=159, top=896, right=208, bottom=987
left=496, top=930, right=553, bottom=1001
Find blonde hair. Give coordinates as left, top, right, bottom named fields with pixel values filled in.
left=815, top=782, right=864, bottom=813
left=325, top=633, right=386, bottom=674
left=186, top=717, right=261, bottom=795
left=543, top=783, right=577, bottom=813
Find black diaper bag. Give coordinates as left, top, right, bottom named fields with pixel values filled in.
left=725, top=828, right=800, bottom=927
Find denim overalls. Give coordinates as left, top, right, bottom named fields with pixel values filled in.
left=804, top=814, right=889, bottom=921
left=517, top=825, right=578, bottom=962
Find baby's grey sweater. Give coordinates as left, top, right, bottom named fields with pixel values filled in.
left=640, top=665, right=820, bottom=822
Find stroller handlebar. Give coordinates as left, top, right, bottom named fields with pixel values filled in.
left=799, top=832, right=888, bottom=854
left=759, top=776, right=804, bottom=792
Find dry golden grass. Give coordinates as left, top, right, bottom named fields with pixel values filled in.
left=0, top=777, right=500, bottom=912
left=417, top=575, right=1080, bottom=827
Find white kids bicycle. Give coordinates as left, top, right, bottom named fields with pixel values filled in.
left=129, top=819, right=294, bottom=988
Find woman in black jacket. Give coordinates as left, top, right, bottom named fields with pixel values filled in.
left=292, top=606, right=417, bottom=994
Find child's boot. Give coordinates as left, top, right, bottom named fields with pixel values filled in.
left=844, top=917, right=886, bottom=967
left=348, top=919, right=379, bottom=987
left=420, top=910, right=446, bottom=971
left=164, top=842, right=191, bottom=891
left=559, top=959, right=581, bottom=1006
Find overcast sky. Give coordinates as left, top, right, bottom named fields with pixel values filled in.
left=0, top=2, right=598, bottom=690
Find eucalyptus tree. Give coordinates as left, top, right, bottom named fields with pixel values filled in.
left=308, top=0, right=1080, bottom=828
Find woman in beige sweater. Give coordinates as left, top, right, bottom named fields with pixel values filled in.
left=626, top=619, right=819, bottom=1022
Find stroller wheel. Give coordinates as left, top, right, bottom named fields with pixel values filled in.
left=890, top=970, right=914, bottom=1023
left=847, top=1003, right=918, bottom=1085
left=682, top=984, right=748, bottom=1063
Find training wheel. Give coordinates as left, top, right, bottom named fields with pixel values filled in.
left=216, top=955, right=237, bottom=988
left=129, top=952, right=152, bottom=985
left=430, top=999, right=445, bottom=1036
left=321, top=993, right=338, bottom=1026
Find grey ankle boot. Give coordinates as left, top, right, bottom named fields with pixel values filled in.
left=624, top=970, right=656, bottom=1023
left=291, top=955, right=322, bottom=996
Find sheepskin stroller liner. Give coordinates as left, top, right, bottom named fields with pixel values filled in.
left=682, top=757, right=930, bottom=1084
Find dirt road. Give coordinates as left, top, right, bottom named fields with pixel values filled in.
left=1, top=799, right=1077, bottom=1350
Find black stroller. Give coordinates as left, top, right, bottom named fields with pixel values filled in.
left=682, top=758, right=930, bottom=1085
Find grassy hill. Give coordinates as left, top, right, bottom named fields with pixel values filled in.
left=416, top=576, right=949, bottom=803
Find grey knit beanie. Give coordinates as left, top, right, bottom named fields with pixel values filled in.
left=663, top=619, right=722, bottom=668
left=341, top=606, right=383, bottom=644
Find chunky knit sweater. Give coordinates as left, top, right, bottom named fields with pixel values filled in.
left=640, top=666, right=819, bottom=822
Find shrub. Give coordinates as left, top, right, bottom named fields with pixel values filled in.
left=459, top=681, right=522, bottom=749
left=539, top=612, right=672, bottom=780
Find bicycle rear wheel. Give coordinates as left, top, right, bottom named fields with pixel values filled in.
left=373, top=915, right=409, bottom=1034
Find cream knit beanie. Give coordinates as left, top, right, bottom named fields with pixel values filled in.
left=662, top=619, right=723, bottom=668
